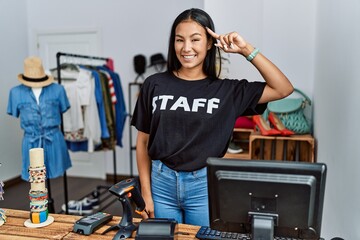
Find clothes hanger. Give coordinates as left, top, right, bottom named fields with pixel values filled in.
left=50, top=58, right=79, bottom=81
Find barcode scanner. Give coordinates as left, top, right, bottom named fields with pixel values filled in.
left=109, top=178, right=145, bottom=215
left=103, top=178, right=145, bottom=239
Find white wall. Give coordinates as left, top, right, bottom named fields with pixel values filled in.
left=314, top=0, right=360, bottom=239
left=205, top=0, right=316, bottom=97
left=262, top=0, right=316, bottom=97
left=204, top=0, right=265, bottom=81
left=0, top=0, right=28, bottom=181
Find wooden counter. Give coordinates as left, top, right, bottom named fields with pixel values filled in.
left=0, top=208, right=201, bottom=239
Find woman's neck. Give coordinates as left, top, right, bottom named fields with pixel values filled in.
left=174, top=68, right=207, bottom=81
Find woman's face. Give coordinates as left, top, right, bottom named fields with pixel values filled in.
left=174, top=20, right=211, bottom=73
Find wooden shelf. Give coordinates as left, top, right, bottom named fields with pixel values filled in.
left=249, top=132, right=315, bottom=162
left=224, top=152, right=251, bottom=160
left=224, top=129, right=316, bottom=163
left=233, top=128, right=254, bottom=133
left=224, top=128, right=254, bottom=160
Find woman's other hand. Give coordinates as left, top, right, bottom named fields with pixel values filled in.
left=141, top=195, right=155, bottom=219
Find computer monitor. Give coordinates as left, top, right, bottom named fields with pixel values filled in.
left=207, top=158, right=327, bottom=239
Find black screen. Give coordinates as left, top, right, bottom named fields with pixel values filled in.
left=207, top=158, right=326, bottom=239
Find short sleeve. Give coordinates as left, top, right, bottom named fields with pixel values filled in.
left=7, top=88, right=19, bottom=118
left=130, top=78, right=152, bottom=133
left=233, top=79, right=267, bottom=116
left=58, top=84, right=71, bottom=113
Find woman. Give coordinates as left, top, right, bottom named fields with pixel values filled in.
left=131, top=8, right=293, bottom=226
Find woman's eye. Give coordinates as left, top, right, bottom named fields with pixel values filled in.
left=192, top=39, right=200, bottom=42
left=176, top=39, right=183, bottom=42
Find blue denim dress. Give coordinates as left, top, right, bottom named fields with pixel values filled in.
left=7, top=83, right=72, bottom=180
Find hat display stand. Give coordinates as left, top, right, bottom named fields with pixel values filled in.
left=128, top=54, right=150, bottom=177
left=24, top=148, right=54, bottom=228
left=0, top=163, right=6, bottom=227
left=128, top=81, right=141, bottom=177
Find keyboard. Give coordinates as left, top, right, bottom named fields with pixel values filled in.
left=196, top=226, right=306, bottom=240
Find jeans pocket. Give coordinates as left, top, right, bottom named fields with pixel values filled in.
left=151, top=160, right=163, bottom=180
left=192, top=167, right=207, bottom=183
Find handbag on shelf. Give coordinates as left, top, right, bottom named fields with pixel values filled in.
left=264, top=88, right=312, bottom=134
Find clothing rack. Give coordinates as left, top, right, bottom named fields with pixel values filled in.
left=56, top=52, right=119, bottom=214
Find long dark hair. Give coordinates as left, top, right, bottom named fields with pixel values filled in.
left=167, top=8, right=221, bottom=78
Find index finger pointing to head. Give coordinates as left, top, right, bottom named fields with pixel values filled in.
left=206, top=27, right=219, bottom=39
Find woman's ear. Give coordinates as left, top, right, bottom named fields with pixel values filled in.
left=207, top=38, right=213, bottom=50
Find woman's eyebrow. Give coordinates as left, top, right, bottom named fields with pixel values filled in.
left=175, top=33, right=202, bottom=38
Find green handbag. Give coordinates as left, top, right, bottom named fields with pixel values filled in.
left=264, top=88, right=312, bottom=134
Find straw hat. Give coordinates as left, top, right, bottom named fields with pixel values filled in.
left=18, top=56, right=53, bottom=87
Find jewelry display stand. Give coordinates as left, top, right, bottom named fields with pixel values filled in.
left=24, top=148, right=54, bottom=228
left=0, top=163, right=5, bottom=226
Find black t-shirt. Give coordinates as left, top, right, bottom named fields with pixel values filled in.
left=131, top=72, right=266, bottom=171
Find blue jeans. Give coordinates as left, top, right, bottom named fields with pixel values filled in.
left=151, top=160, right=209, bottom=226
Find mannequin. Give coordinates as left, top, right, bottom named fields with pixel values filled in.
left=7, top=56, right=72, bottom=212
left=32, top=87, right=42, bottom=105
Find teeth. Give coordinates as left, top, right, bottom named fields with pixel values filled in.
left=183, top=55, right=194, bottom=59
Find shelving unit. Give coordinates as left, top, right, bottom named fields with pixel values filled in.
left=224, top=128, right=316, bottom=163
left=224, top=128, right=253, bottom=160
left=249, top=132, right=315, bottom=162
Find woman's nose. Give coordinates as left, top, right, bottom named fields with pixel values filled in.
left=183, top=40, right=192, bottom=51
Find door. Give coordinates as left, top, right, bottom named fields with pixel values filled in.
left=37, top=30, right=107, bottom=179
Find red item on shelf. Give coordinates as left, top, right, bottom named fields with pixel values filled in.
left=234, top=116, right=255, bottom=129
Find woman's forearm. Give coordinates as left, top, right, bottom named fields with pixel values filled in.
left=136, top=131, right=152, bottom=197
left=250, top=50, right=294, bottom=103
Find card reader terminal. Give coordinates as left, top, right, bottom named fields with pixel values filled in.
left=73, top=212, right=113, bottom=235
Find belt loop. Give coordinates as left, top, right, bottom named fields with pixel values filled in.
left=193, top=166, right=206, bottom=177
left=157, top=160, right=163, bottom=172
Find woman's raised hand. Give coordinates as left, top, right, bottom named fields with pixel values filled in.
left=206, top=27, right=249, bottom=55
